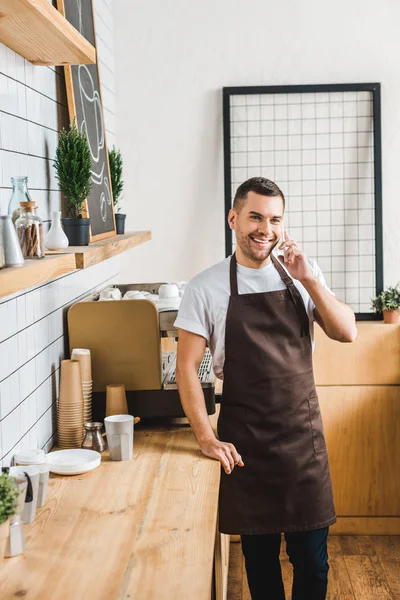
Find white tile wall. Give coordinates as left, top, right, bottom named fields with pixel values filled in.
left=0, top=1, right=119, bottom=465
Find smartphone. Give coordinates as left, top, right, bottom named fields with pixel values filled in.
left=274, top=223, right=287, bottom=262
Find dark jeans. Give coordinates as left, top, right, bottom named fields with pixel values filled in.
left=241, top=527, right=329, bottom=600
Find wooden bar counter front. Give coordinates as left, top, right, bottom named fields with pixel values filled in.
left=0, top=416, right=229, bottom=600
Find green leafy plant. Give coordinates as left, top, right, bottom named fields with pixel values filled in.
left=371, top=284, right=400, bottom=313
left=0, top=471, right=19, bottom=525
left=108, top=146, right=124, bottom=213
left=54, top=119, right=92, bottom=219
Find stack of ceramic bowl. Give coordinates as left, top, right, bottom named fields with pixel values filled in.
left=57, top=360, right=84, bottom=449
left=71, top=349, right=92, bottom=423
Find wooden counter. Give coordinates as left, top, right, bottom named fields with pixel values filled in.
left=313, top=322, right=400, bottom=535
left=0, top=418, right=229, bottom=600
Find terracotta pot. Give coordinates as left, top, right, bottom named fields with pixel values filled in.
left=0, top=519, right=10, bottom=563
left=383, top=310, right=400, bottom=324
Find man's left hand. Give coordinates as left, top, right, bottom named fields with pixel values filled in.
left=278, top=231, right=314, bottom=284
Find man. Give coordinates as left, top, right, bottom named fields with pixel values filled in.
left=174, top=177, right=357, bottom=600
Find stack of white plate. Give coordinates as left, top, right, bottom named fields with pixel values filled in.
left=45, top=449, right=101, bottom=475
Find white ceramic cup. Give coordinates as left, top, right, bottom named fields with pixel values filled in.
left=99, top=288, right=121, bottom=301
left=104, top=415, right=134, bottom=461
left=36, top=465, right=50, bottom=507
left=123, top=291, right=147, bottom=300
left=9, top=466, right=40, bottom=524
left=158, top=284, right=180, bottom=299
left=14, top=448, right=46, bottom=466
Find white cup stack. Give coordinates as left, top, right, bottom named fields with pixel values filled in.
left=71, top=349, right=92, bottom=423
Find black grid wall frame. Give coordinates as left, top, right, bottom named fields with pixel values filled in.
left=222, top=83, right=383, bottom=320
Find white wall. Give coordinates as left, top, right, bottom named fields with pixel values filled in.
left=114, top=0, right=400, bottom=285
left=0, top=0, right=119, bottom=465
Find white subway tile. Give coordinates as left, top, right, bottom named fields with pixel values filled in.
left=0, top=338, right=10, bottom=381
left=41, top=282, right=56, bottom=317
left=37, top=412, right=54, bottom=450
left=19, top=359, right=36, bottom=401
left=29, top=423, right=38, bottom=448
left=36, top=346, right=50, bottom=387
left=26, top=324, right=36, bottom=362
left=0, top=302, right=8, bottom=343
left=25, top=293, right=35, bottom=327
left=0, top=371, right=20, bottom=419
left=20, top=431, right=31, bottom=452
left=1, top=405, right=21, bottom=457
left=31, top=289, right=42, bottom=322
left=7, top=299, right=18, bottom=338
left=37, top=376, right=52, bottom=418
left=16, top=294, right=27, bottom=331
left=21, top=391, right=37, bottom=432
left=18, top=329, right=28, bottom=366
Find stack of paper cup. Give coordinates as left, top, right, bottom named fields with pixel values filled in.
left=71, top=349, right=92, bottom=423
left=57, top=360, right=84, bottom=448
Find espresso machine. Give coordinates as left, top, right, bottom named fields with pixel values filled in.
left=67, top=283, right=216, bottom=420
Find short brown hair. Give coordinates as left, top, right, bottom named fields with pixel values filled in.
left=233, top=177, right=285, bottom=213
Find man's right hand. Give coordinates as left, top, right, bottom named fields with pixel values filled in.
left=199, top=437, right=244, bottom=474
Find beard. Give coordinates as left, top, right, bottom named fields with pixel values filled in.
left=235, top=230, right=280, bottom=263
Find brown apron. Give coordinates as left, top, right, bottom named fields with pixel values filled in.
left=217, top=253, right=336, bottom=535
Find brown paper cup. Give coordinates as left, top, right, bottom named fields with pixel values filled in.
left=71, top=349, right=92, bottom=382
left=59, top=360, right=84, bottom=407
left=106, top=384, right=128, bottom=417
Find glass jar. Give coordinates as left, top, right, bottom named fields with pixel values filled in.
left=8, top=176, right=32, bottom=224
left=15, top=202, right=45, bottom=259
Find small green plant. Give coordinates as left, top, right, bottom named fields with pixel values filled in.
left=54, top=118, right=92, bottom=219
left=371, top=284, right=400, bottom=313
left=108, top=146, right=124, bottom=213
left=0, top=471, right=19, bottom=525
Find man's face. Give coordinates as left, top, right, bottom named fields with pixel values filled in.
left=229, top=192, right=284, bottom=264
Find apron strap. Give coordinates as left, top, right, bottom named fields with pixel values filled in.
left=271, top=255, right=310, bottom=338
left=230, top=253, right=239, bottom=296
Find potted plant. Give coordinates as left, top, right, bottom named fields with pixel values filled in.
left=371, top=284, right=400, bottom=324
left=108, top=146, right=125, bottom=234
left=0, top=471, right=19, bottom=561
left=54, top=119, right=93, bottom=246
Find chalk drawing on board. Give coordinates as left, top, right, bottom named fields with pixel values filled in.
left=77, top=64, right=111, bottom=223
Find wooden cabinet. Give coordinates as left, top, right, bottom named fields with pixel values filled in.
left=314, top=323, right=400, bottom=534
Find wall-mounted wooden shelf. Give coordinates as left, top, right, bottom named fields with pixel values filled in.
left=0, top=253, right=76, bottom=299
left=48, top=231, right=152, bottom=269
left=0, top=231, right=151, bottom=299
left=0, top=0, right=96, bottom=66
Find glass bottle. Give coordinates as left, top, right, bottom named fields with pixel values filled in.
left=8, top=177, right=32, bottom=224
left=15, top=202, right=45, bottom=259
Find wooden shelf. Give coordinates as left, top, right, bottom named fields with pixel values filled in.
left=48, top=231, right=152, bottom=269
left=0, top=231, right=151, bottom=299
left=0, top=253, right=76, bottom=299
left=0, top=0, right=96, bottom=66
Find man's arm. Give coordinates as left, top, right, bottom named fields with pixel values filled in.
left=280, top=232, right=357, bottom=343
left=176, top=328, right=244, bottom=474
left=302, top=277, right=358, bottom=343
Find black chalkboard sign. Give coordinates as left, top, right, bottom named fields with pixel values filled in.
left=57, top=0, right=116, bottom=241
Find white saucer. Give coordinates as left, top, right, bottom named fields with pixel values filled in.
left=45, top=449, right=101, bottom=475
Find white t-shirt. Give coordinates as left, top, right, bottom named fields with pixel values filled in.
left=173, top=255, right=333, bottom=380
